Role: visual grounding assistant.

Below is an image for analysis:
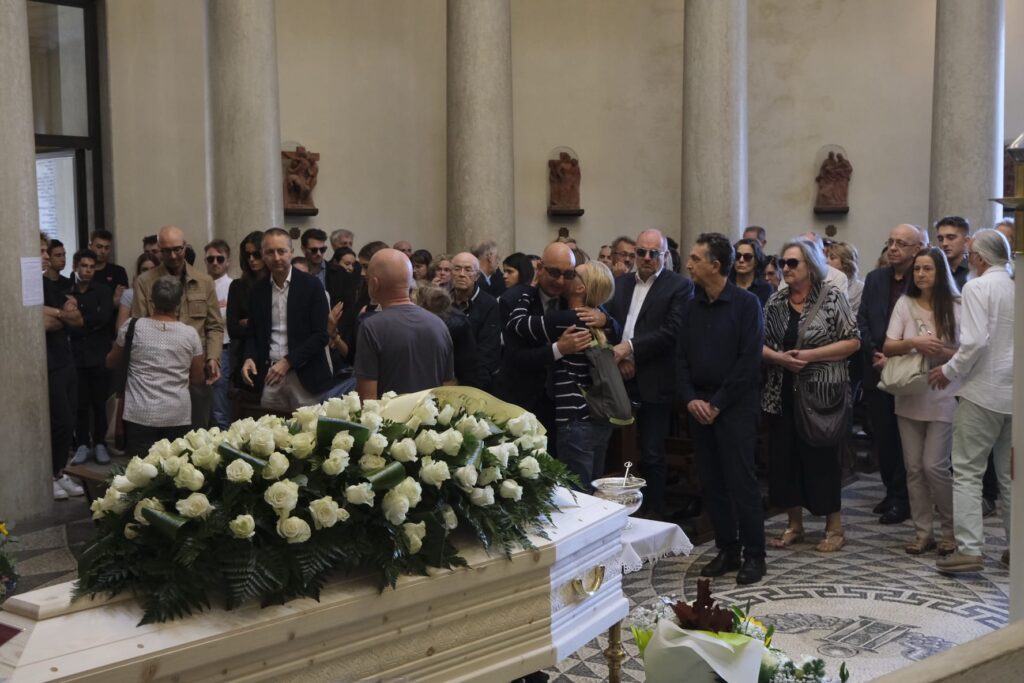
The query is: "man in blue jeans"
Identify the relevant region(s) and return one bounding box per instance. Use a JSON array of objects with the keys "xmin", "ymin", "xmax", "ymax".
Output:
[{"xmin": 205, "ymin": 239, "xmax": 234, "ymax": 429}]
